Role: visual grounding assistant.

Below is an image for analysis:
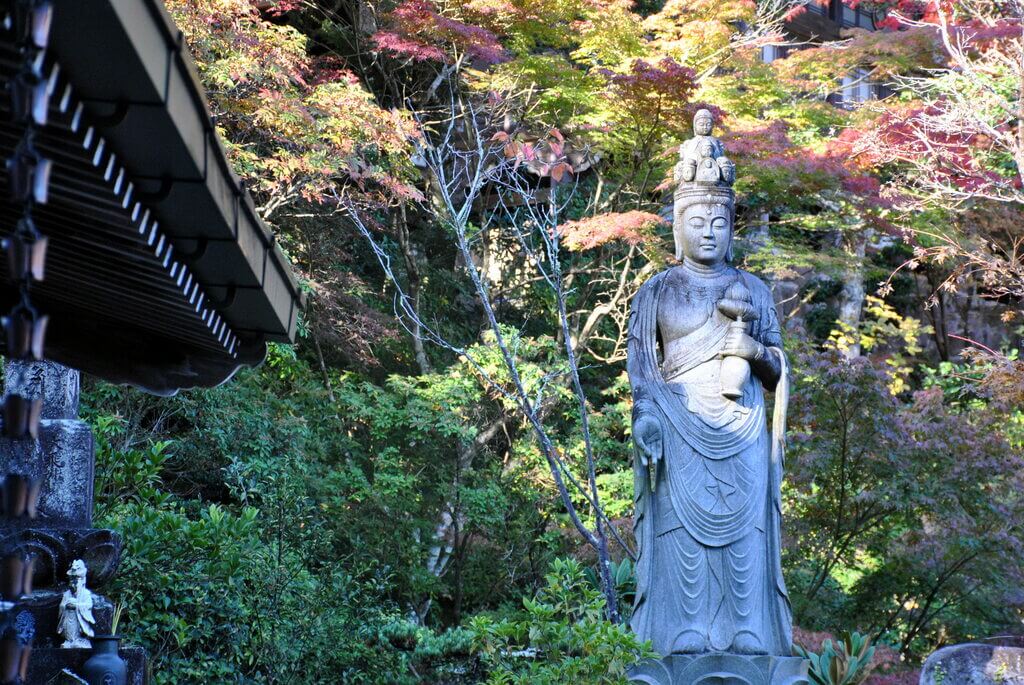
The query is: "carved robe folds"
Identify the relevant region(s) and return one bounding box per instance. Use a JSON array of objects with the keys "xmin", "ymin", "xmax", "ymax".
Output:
[{"xmin": 628, "ymin": 269, "xmax": 792, "ymax": 658}]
